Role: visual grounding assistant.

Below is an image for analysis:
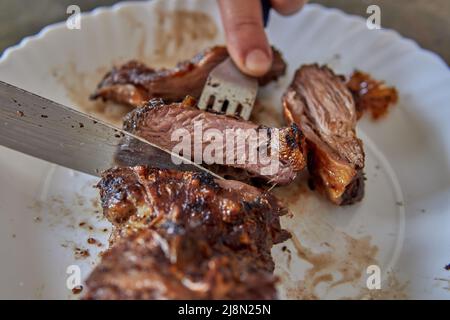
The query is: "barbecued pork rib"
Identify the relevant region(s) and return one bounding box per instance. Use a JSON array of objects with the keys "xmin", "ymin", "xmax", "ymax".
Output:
[
  {"xmin": 283, "ymin": 64, "xmax": 365, "ymax": 205},
  {"xmin": 83, "ymin": 166, "xmax": 290, "ymax": 300},
  {"xmin": 91, "ymin": 46, "xmax": 287, "ymax": 107},
  {"xmin": 118, "ymin": 97, "xmax": 307, "ymax": 185}
]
